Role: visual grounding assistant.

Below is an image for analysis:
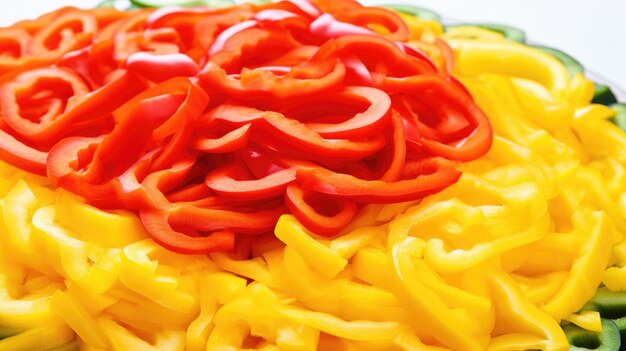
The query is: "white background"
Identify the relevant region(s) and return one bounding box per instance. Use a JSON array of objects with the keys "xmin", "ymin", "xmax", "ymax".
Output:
[{"xmin": 1, "ymin": 0, "xmax": 625, "ymax": 87}]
